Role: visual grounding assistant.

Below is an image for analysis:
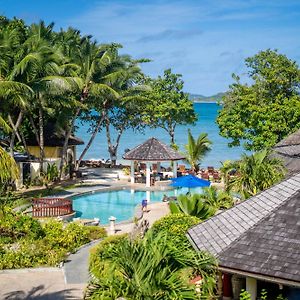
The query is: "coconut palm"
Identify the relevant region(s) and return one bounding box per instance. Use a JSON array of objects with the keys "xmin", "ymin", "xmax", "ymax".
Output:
[
  {"xmin": 169, "ymin": 193, "xmax": 215, "ymax": 220},
  {"xmin": 226, "ymin": 149, "xmax": 286, "ymax": 199},
  {"xmin": 184, "ymin": 129, "xmax": 212, "ymax": 172},
  {"xmin": 0, "ymin": 146, "xmax": 19, "ymax": 184},
  {"xmin": 57, "ymin": 36, "xmax": 120, "ymax": 177},
  {"xmin": 85, "ymin": 232, "xmax": 216, "ymax": 300},
  {"xmin": 10, "ymin": 21, "xmax": 81, "ymax": 172}
]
